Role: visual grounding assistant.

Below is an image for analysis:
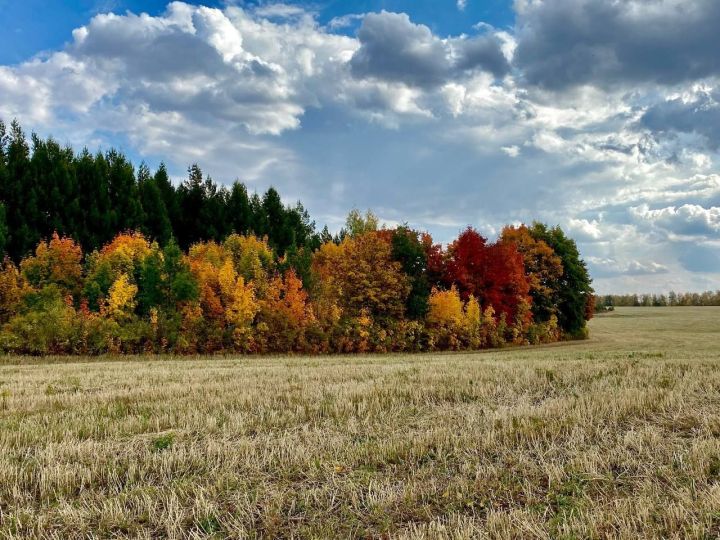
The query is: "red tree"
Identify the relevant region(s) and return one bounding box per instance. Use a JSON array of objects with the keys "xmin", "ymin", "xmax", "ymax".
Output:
[{"xmin": 443, "ymin": 227, "xmax": 531, "ymax": 324}]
